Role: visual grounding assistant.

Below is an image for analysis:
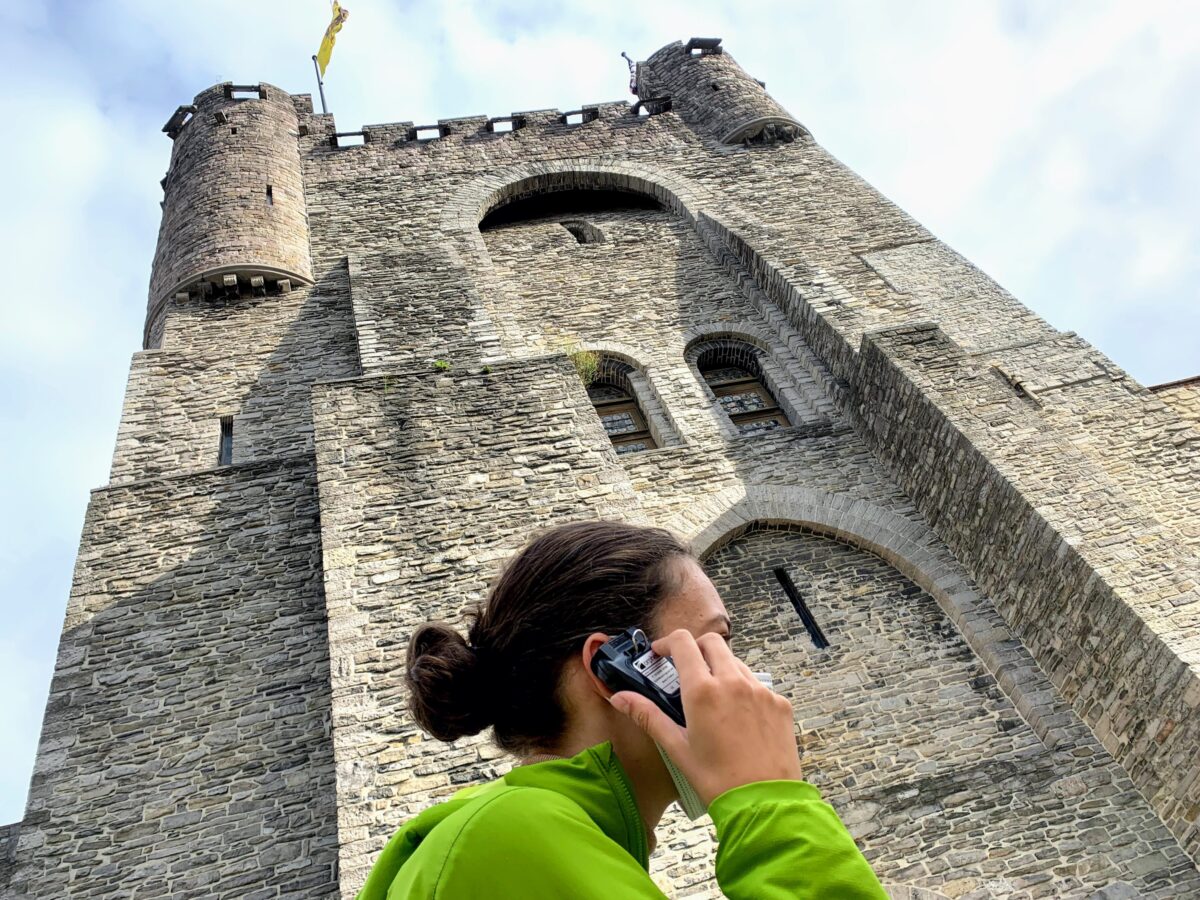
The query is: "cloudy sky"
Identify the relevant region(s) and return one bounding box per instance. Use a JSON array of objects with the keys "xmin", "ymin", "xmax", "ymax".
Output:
[{"xmin": 0, "ymin": 0, "xmax": 1197, "ymax": 823}]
